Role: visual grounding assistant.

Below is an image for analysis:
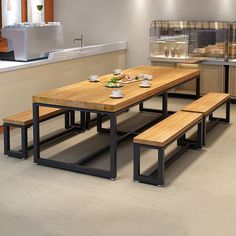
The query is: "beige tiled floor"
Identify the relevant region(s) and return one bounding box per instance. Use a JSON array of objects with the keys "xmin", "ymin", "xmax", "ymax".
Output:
[{"xmin": 0, "ymin": 97, "xmax": 236, "ymax": 236}]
